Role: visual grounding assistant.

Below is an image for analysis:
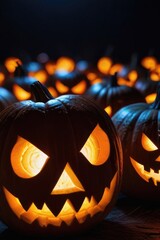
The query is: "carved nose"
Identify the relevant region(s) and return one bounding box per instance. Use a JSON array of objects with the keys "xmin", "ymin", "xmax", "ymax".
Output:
[
  {"xmin": 51, "ymin": 163, "xmax": 85, "ymax": 195},
  {"xmin": 156, "ymin": 156, "xmax": 160, "ymax": 162}
]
